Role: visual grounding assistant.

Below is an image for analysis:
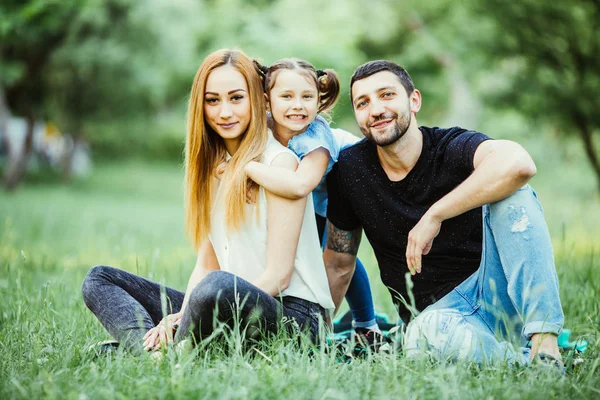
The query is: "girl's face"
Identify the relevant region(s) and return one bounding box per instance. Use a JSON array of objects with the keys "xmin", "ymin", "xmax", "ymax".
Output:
[
  {"xmin": 268, "ymin": 69, "xmax": 318, "ymax": 138},
  {"xmin": 204, "ymin": 65, "xmax": 251, "ymax": 153}
]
